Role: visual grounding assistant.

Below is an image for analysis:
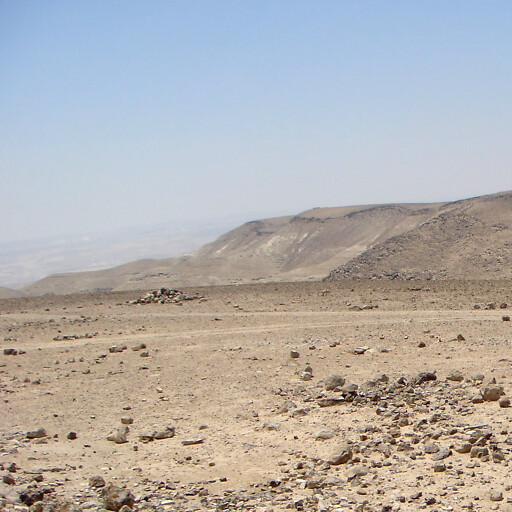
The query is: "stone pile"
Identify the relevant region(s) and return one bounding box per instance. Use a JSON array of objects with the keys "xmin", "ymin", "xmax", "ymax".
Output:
[
  {"xmin": 53, "ymin": 333, "xmax": 97, "ymax": 341},
  {"xmin": 128, "ymin": 288, "xmax": 204, "ymax": 305},
  {"xmin": 474, "ymin": 302, "xmax": 508, "ymax": 310}
]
